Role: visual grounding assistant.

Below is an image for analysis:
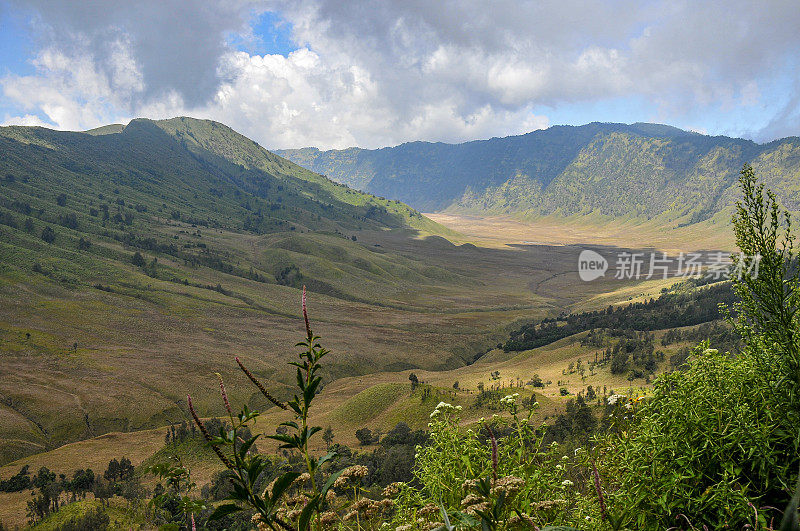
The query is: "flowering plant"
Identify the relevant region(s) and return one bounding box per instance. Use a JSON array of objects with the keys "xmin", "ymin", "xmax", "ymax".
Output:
[{"xmin": 189, "ymin": 287, "xmax": 344, "ymax": 531}]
